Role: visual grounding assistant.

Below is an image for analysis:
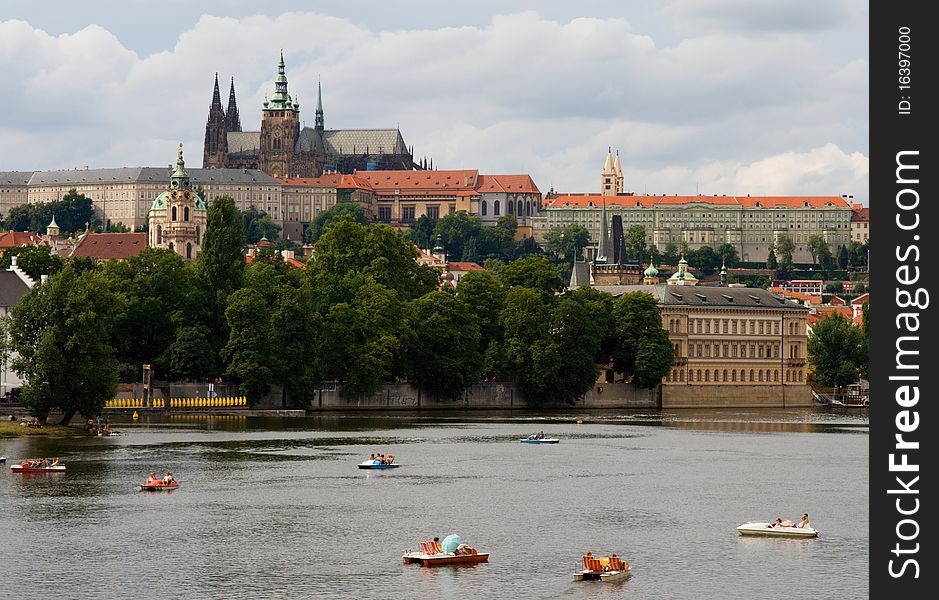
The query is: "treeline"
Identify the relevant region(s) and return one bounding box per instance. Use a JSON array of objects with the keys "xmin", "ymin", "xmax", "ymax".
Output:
[
  {"xmin": 4, "ymin": 197, "xmax": 672, "ymax": 424},
  {"xmin": 3, "ymin": 189, "xmax": 98, "ymax": 235}
]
